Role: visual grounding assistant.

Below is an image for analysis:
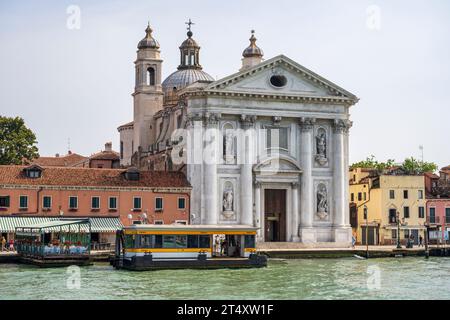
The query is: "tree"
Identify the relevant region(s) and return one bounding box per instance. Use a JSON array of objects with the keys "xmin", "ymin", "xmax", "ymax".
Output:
[
  {"xmin": 0, "ymin": 116, "xmax": 39, "ymax": 165},
  {"xmin": 350, "ymin": 155, "xmax": 395, "ymax": 173},
  {"xmin": 400, "ymin": 157, "xmax": 437, "ymax": 174}
]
